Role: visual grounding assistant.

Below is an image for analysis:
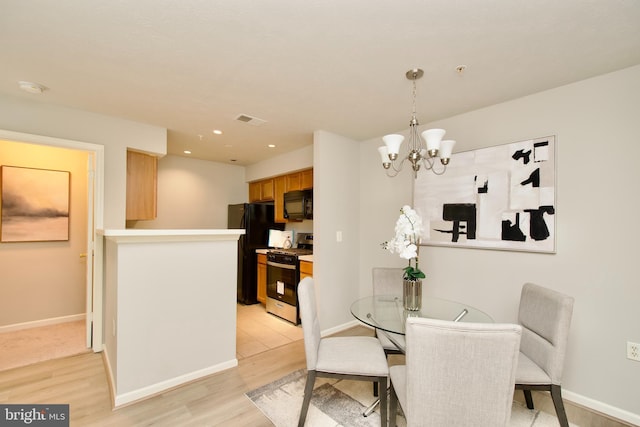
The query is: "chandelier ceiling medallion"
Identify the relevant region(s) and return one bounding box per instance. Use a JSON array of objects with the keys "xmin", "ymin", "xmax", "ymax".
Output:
[{"xmin": 378, "ymin": 68, "xmax": 455, "ymax": 178}]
